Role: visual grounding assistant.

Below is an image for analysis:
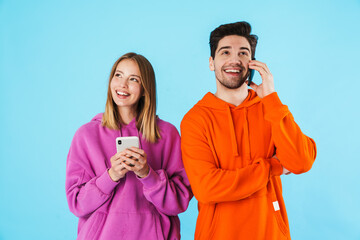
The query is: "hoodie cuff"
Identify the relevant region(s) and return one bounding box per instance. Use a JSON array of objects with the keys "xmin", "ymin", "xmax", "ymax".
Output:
[
  {"xmin": 270, "ymin": 158, "xmax": 283, "ymax": 176},
  {"xmin": 138, "ymin": 167, "xmax": 161, "ymax": 189},
  {"xmin": 95, "ymin": 169, "xmax": 120, "ymax": 195},
  {"xmin": 262, "ymin": 92, "xmax": 289, "ymax": 122}
]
